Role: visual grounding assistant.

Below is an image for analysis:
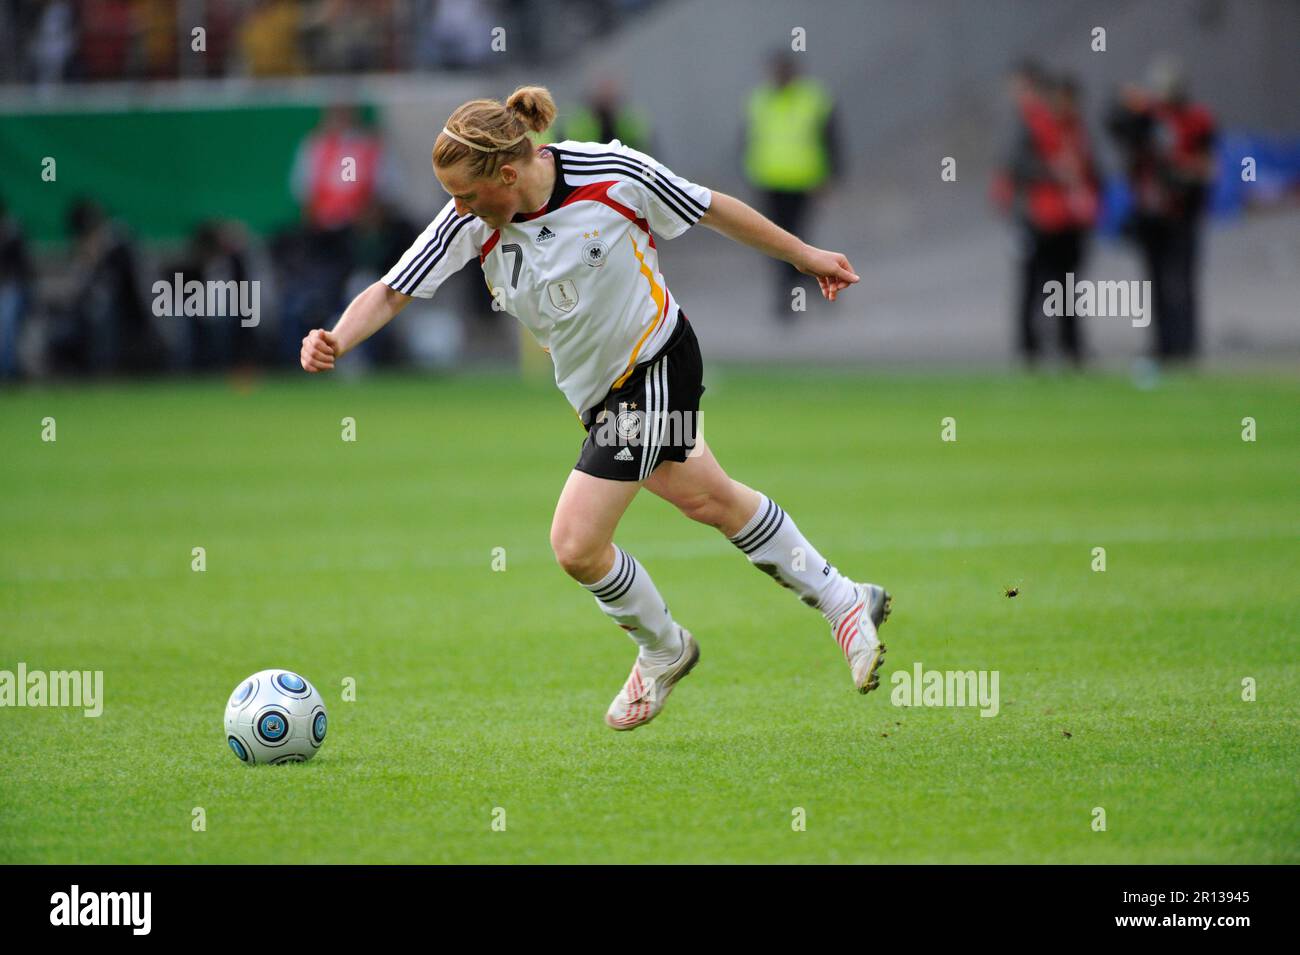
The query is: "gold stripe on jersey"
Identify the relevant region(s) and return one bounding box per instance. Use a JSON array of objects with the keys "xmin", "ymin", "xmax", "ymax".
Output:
[{"xmin": 611, "ymin": 232, "xmax": 667, "ymax": 389}]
